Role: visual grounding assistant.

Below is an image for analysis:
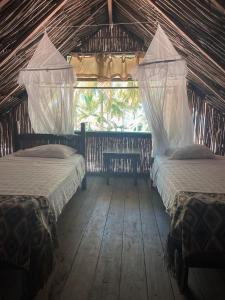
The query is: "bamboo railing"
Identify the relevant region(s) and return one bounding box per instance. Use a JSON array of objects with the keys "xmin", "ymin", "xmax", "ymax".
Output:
[
  {"xmin": 85, "ymin": 131, "xmax": 152, "ymax": 175},
  {"xmin": 0, "ymin": 100, "xmax": 152, "ymax": 175}
]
